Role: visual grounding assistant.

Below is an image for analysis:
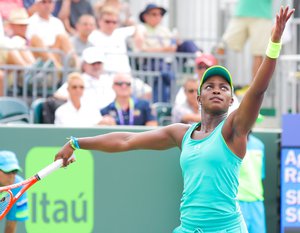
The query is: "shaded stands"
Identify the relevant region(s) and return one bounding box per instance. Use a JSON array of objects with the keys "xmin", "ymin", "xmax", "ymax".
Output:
[{"xmin": 0, "ymin": 97, "xmax": 30, "ymax": 124}]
